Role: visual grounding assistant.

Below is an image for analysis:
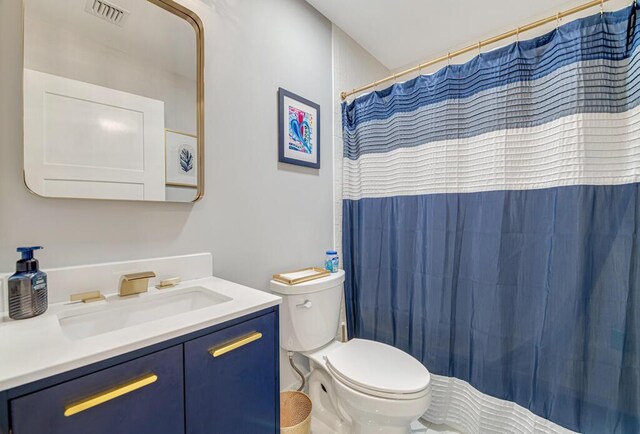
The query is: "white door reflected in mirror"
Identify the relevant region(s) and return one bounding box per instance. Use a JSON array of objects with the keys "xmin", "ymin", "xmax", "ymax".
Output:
[{"xmin": 22, "ymin": 0, "xmax": 203, "ymax": 202}]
